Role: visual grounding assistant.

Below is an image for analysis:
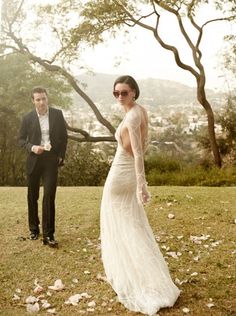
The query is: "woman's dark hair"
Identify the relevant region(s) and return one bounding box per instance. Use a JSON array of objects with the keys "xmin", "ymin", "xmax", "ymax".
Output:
[{"xmin": 113, "ymin": 75, "xmax": 140, "ymax": 100}]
